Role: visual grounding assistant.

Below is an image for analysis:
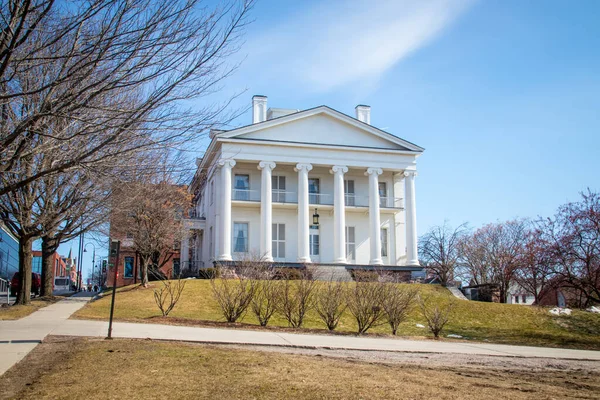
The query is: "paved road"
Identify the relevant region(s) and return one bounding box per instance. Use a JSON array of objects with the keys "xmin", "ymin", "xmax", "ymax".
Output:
[
  {"xmin": 1, "ymin": 295, "xmax": 600, "ymax": 377},
  {"xmin": 0, "ymin": 292, "xmax": 93, "ymax": 375}
]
